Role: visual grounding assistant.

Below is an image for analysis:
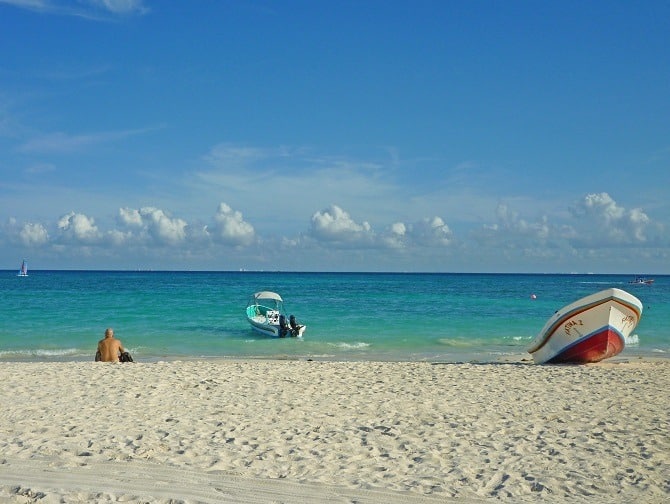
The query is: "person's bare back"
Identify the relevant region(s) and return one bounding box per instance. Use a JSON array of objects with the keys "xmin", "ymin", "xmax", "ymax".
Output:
[{"xmin": 96, "ymin": 328, "xmax": 125, "ymax": 362}]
